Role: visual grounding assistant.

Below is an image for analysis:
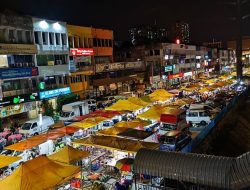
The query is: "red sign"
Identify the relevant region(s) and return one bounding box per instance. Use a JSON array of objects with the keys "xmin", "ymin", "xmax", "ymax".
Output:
[
  {"xmin": 168, "ymin": 73, "xmax": 184, "ymax": 80},
  {"xmin": 70, "ymin": 48, "xmax": 94, "ymax": 56}
]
